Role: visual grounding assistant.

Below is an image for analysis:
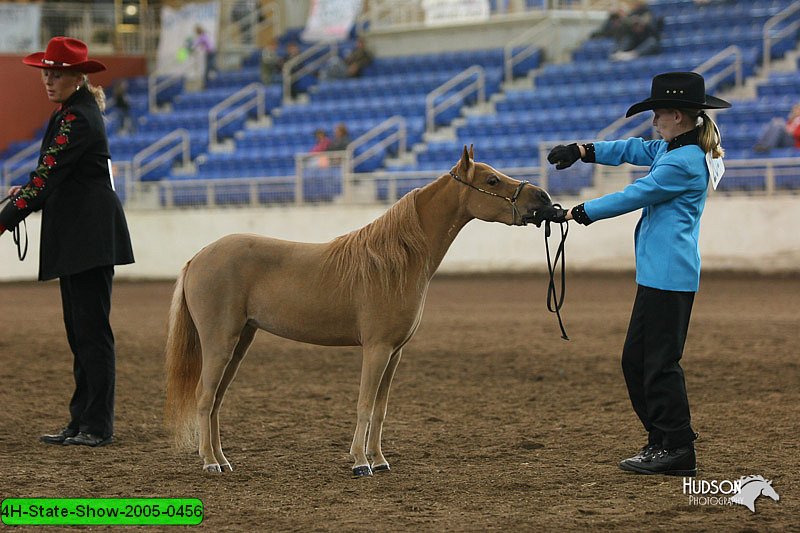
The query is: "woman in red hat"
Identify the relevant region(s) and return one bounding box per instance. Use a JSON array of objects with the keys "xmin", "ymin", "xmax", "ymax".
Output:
[
  {"xmin": 538, "ymin": 71, "xmax": 731, "ymax": 477},
  {"xmin": 0, "ymin": 37, "xmax": 135, "ymax": 447}
]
